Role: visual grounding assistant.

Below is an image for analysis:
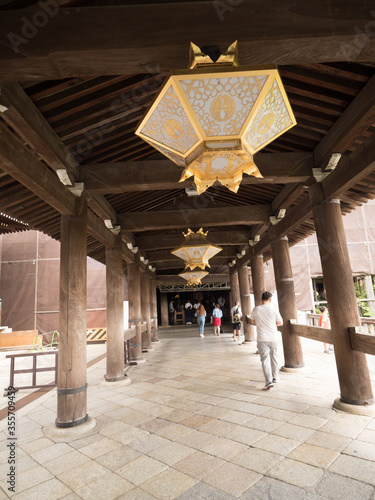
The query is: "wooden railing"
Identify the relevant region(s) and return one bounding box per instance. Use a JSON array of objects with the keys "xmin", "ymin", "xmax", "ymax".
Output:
[
  {"xmin": 5, "ymin": 351, "xmax": 58, "ymax": 391},
  {"xmin": 289, "ymin": 321, "xmax": 375, "ymax": 356},
  {"xmin": 307, "ymin": 313, "xmax": 375, "ymax": 334}
]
